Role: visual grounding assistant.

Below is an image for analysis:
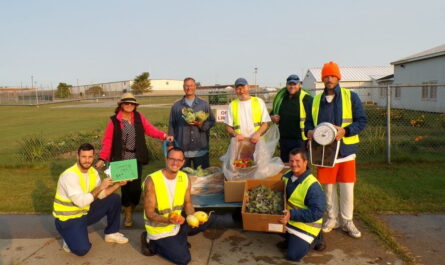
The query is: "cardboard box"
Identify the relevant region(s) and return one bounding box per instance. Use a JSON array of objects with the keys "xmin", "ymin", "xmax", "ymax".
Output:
[
  {"xmin": 241, "ymin": 178, "xmax": 286, "ymax": 233},
  {"xmin": 223, "ymin": 169, "xmax": 287, "ymax": 202}
]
